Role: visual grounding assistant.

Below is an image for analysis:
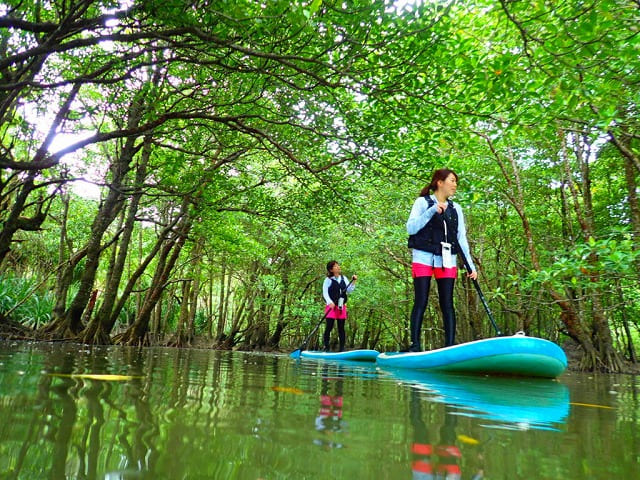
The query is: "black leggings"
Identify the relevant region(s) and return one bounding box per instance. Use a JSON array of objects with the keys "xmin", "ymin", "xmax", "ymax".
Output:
[
  {"xmin": 411, "ymin": 276, "xmax": 456, "ymax": 347},
  {"xmin": 323, "ymin": 318, "xmax": 346, "ymax": 351}
]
